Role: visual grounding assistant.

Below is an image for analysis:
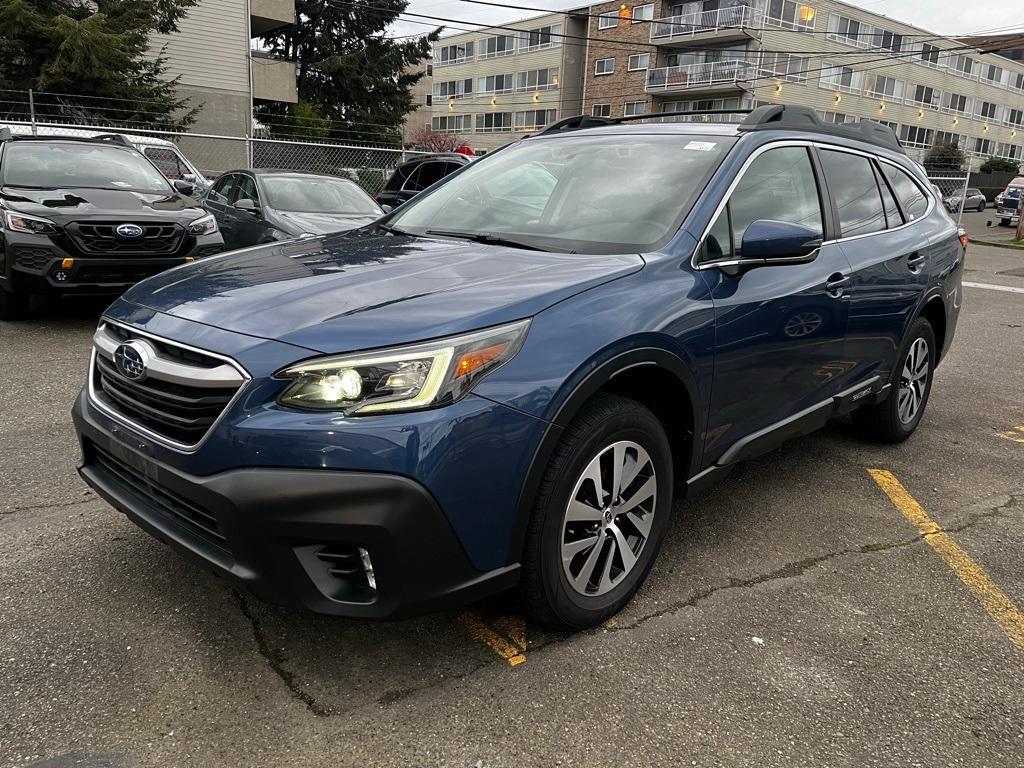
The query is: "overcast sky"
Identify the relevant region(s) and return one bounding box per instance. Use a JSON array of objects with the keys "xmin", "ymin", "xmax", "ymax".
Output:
[{"xmin": 391, "ymin": 1, "xmax": 1024, "ymax": 39}]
